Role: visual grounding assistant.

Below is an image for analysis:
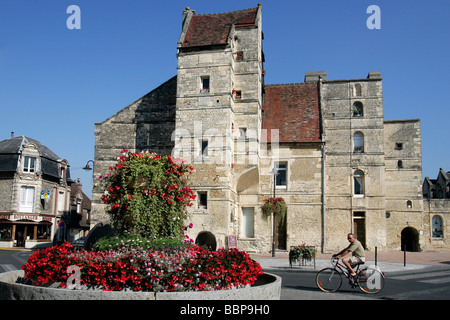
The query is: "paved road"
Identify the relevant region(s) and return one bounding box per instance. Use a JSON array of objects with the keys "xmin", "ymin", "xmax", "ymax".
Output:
[
  {"xmin": 0, "ymin": 249, "xmax": 31, "ymax": 273},
  {"xmin": 253, "ymin": 255, "xmax": 450, "ymax": 300},
  {"xmin": 3, "ymin": 248, "xmax": 450, "ymax": 300}
]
